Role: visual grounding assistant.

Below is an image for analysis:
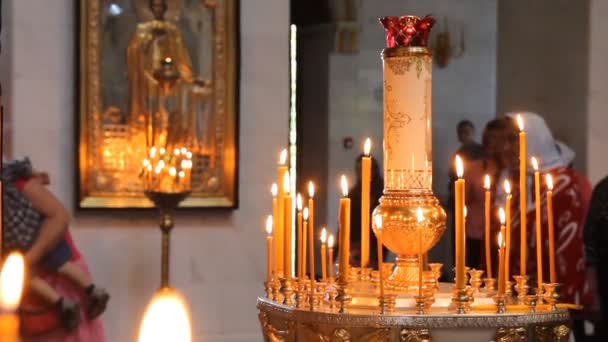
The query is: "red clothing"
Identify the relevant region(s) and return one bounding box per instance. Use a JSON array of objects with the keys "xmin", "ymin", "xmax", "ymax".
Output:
[{"xmin": 508, "ymin": 167, "xmax": 592, "ymax": 305}]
